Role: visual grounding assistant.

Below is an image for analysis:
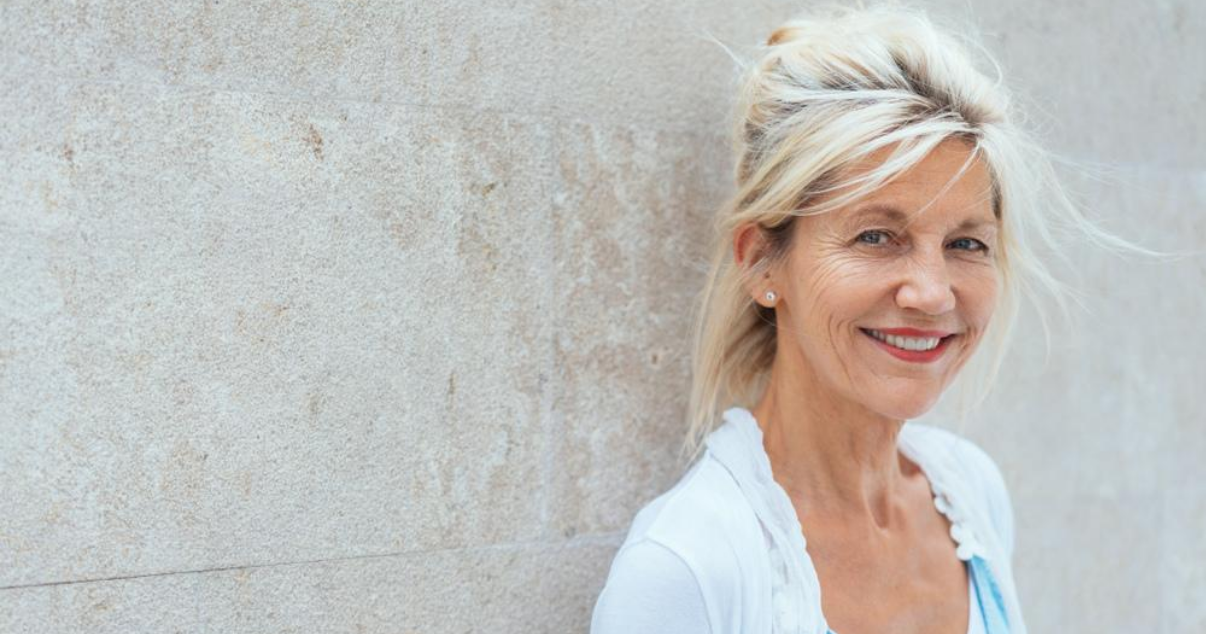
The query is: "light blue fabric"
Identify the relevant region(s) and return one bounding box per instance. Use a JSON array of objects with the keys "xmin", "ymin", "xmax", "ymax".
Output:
[
  {"xmin": 969, "ymin": 553, "xmax": 1011, "ymax": 632},
  {"xmin": 824, "ymin": 554, "xmax": 1009, "ymax": 634}
]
